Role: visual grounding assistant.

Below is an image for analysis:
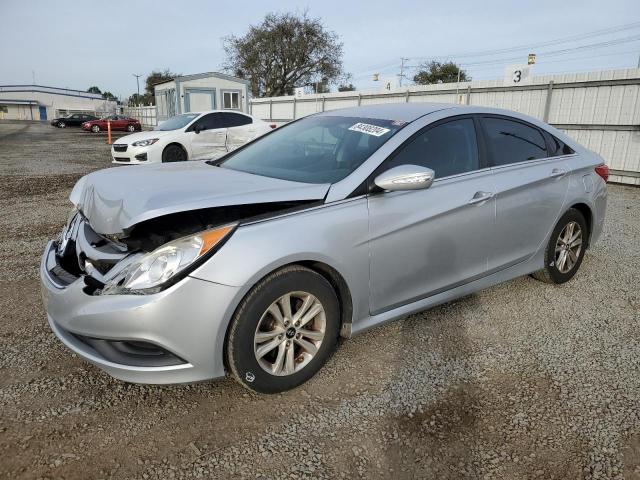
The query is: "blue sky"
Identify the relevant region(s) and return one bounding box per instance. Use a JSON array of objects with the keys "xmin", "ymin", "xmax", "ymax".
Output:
[{"xmin": 1, "ymin": 0, "xmax": 638, "ymax": 98}]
